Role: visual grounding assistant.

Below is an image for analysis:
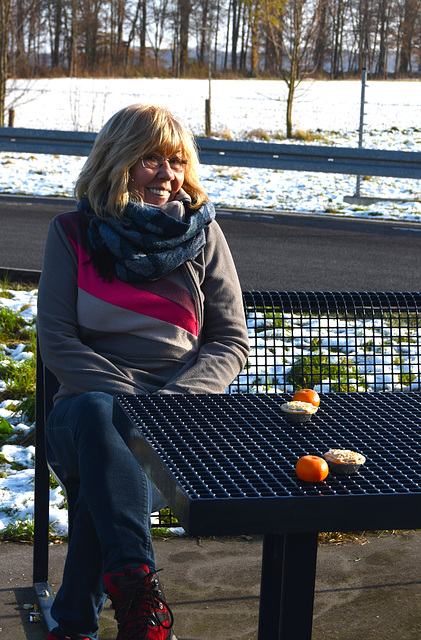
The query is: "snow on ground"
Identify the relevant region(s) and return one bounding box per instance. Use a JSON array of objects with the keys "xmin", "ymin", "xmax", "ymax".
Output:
[
  {"xmin": 2, "ymin": 78, "xmax": 421, "ymax": 222},
  {"xmin": 6, "ymin": 77, "xmax": 421, "ymax": 138}
]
